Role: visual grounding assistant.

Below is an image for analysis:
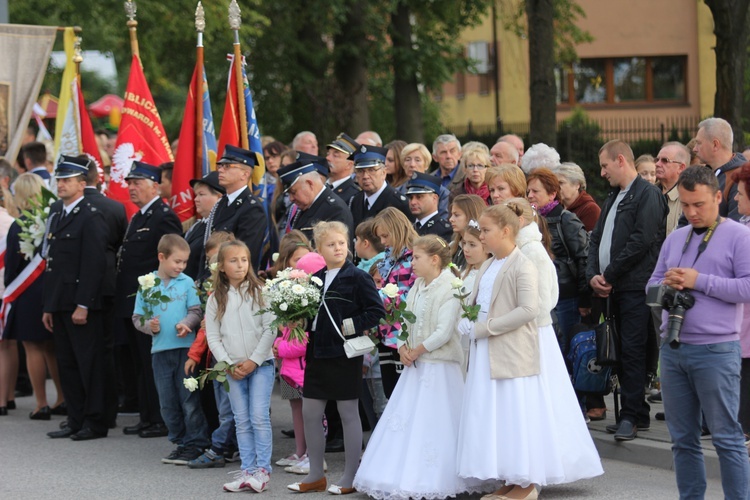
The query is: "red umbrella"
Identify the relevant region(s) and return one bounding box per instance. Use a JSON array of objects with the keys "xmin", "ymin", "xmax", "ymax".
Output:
[{"xmin": 88, "ymin": 94, "xmax": 124, "ymax": 118}]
